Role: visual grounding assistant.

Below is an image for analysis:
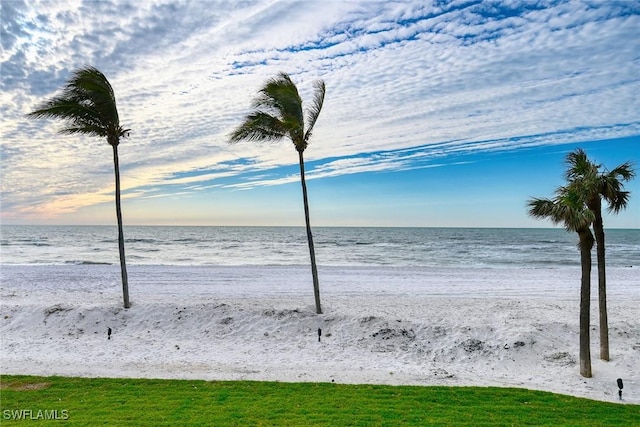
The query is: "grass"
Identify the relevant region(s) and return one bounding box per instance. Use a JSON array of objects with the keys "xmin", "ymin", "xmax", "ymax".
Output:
[{"xmin": 1, "ymin": 375, "xmax": 638, "ymax": 426}]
